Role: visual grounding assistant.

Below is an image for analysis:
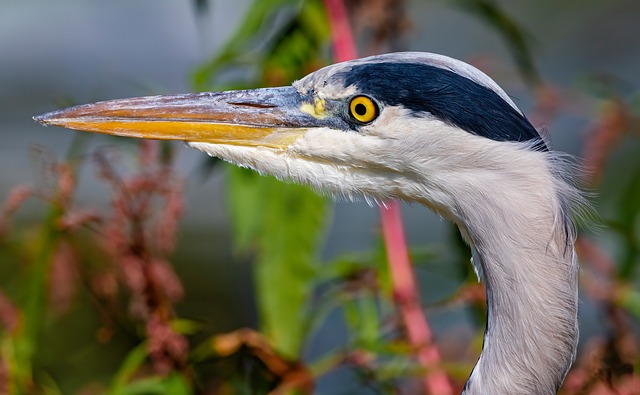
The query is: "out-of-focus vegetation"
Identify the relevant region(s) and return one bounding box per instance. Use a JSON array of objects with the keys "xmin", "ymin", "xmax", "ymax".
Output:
[{"xmin": 1, "ymin": 0, "xmax": 639, "ymax": 394}]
